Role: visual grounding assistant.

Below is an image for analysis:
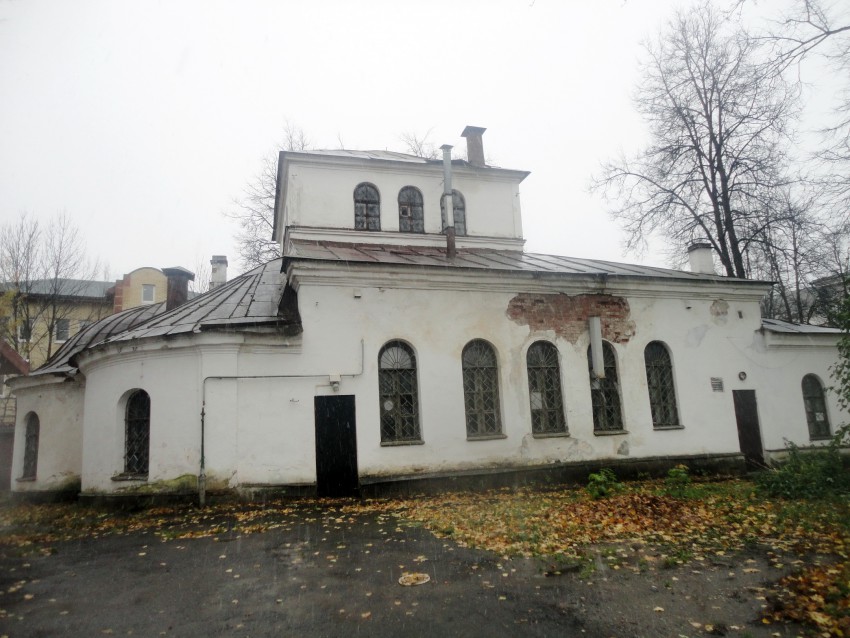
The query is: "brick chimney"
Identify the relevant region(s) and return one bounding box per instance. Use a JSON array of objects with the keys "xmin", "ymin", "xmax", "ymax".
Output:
[
  {"xmin": 461, "ymin": 125, "xmax": 487, "ymax": 167},
  {"xmin": 162, "ymin": 267, "xmax": 195, "ymax": 311},
  {"xmin": 209, "ymin": 255, "xmax": 228, "ymax": 290}
]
